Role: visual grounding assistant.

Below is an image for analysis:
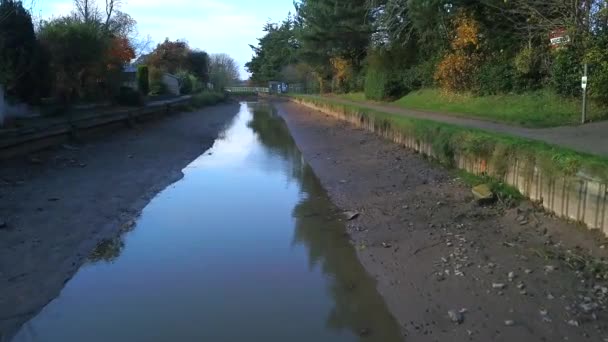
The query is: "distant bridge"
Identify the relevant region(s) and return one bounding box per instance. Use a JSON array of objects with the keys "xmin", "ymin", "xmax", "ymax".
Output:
[{"xmin": 225, "ymin": 87, "xmax": 269, "ymax": 94}]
